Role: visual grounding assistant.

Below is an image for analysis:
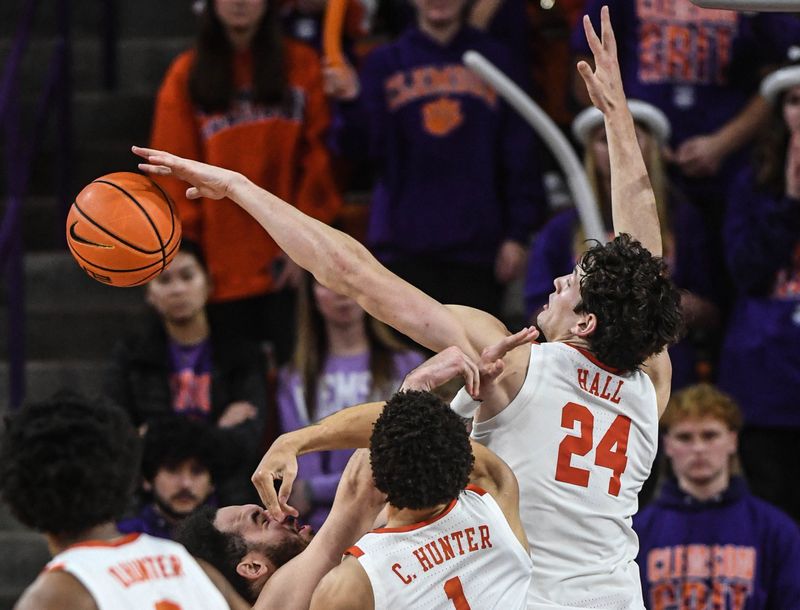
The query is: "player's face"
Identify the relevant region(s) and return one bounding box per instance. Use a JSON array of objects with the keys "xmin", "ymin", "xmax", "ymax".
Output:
[
  {"xmin": 782, "ymin": 85, "xmax": 800, "ymax": 134},
  {"xmin": 664, "ymin": 417, "xmax": 737, "ymax": 487},
  {"xmin": 537, "ymin": 266, "xmax": 584, "ymax": 341},
  {"xmin": 146, "ymin": 252, "xmax": 210, "ymax": 324},
  {"xmin": 214, "ymin": 0, "xmax": 267, "ymax": 31},
  {"xmin": 150, "ymin": 458, "xmax": 214, "ymax": 518},
  {"xmin": 414, "ymin": 0, "xmax": 468, "ymax": 30},
  {"xmin": 313, "ymin": 281, "xmax": 366, "ymax": 328},
  {"xmin": 214, "ymin": 504, "xmax": 314, "ymax": 549}
]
